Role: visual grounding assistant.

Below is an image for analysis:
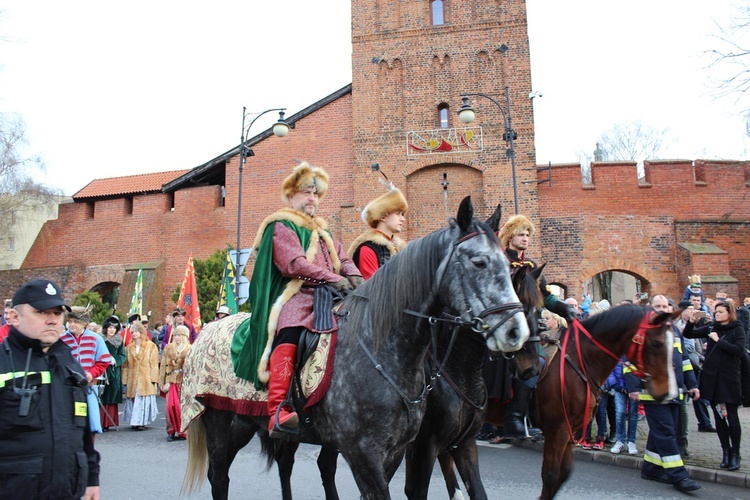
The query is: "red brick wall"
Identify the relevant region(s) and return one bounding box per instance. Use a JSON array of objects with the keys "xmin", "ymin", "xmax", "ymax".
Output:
[
  {"xmin": 4, "ymin": 1, "xmax": 750, "ymax": 315},
  {"xmin": 537, "ymin": 160, "xmax": 750, "ymax": 299}
]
